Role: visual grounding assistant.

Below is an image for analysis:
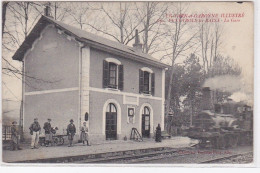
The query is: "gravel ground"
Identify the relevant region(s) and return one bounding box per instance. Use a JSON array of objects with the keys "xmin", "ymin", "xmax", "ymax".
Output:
[{"xmin": 212, "ymin": 152, "xmax": 253, "ymax": 164}]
